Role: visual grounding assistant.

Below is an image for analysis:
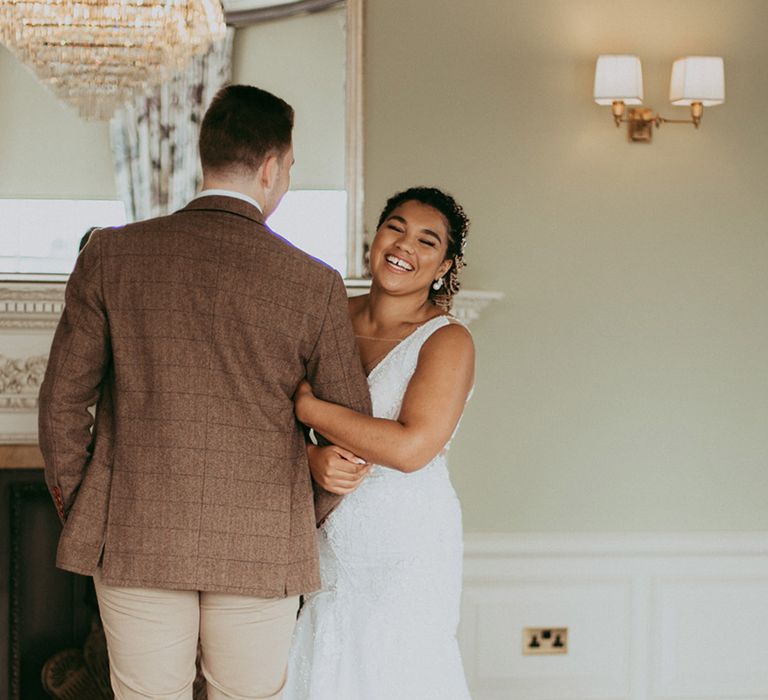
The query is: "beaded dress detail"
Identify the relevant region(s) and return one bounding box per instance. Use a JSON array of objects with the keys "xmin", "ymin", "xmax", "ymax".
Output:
[{"xmin": 284, "ymin": 315, "xmax": 471, "ymax": 700}]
